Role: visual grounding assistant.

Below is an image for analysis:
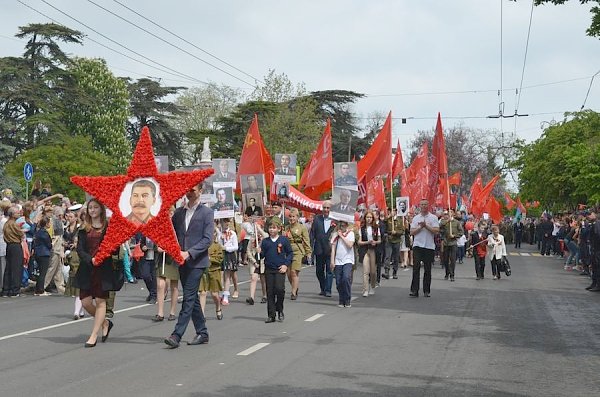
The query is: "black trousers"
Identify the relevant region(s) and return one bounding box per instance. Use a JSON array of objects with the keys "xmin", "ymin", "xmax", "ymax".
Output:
[
  {"xmin": 140, "ymin": 259, "xmax": 157, "ymax": 299},
  {"xmin": 265, "ymin": 267, "xmax": 285, "ymax": 318},
  {"xmin": 411, "ymin": 247, "xmax": 434, "ymax": 294},
  {"xmin": 2, "ymin": 243, "xmax": 23, "ymax": 296},
  {"xmin": 491, "ymin": 258, "xmax": 502, "ymax": 278},
  {"xmin": 474, "ymin": 255, "xmax": 486, "ymax": 278},
  {"xmin": 443, "ymin": 245, "xmax": 457, "ymax": 277},
  {"xmin": 35, "ymin": 255, "xmax": 50, "ymax": 294},
  {"xmin": 541, "ymin": 236, "xmax": 552, "ymax": 255},
  {"xmin": 515, "ymin": 232, "xmax": 522, "ymax": 248}
]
